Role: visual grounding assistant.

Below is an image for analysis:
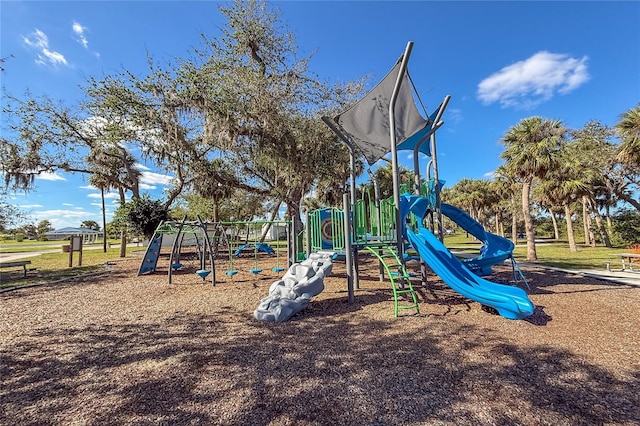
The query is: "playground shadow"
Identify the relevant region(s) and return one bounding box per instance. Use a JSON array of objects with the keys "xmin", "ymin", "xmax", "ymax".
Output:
[
  {"xmin": 301, "ymin": 289, "xmax": 395, "ymax": 319},
  {"xmin": 2, "ymin": 310, "xmax": 638, "ymax": 424},
  {"xmin": 491, "ymin": 266, "xmax": 638, "ymax": 296}
]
